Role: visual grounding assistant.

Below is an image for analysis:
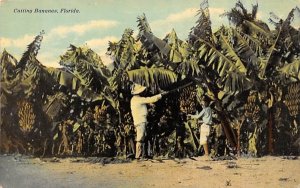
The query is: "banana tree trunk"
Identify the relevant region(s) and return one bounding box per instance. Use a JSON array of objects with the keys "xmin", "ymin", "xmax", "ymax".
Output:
[
  {"xmin": 217, "ymin": 110, "xmax": 237, "ymax": 147},
  {"xmin": 267, "ymin": 111, "xmax": 274, "ymax": 154},
  {"xmin": 237, "ymin": 124, "xmax": 241, "ymax": 157},
  {"xmin": 186, "ymin": 121, "xmax": 199, "ymax": 151}
]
